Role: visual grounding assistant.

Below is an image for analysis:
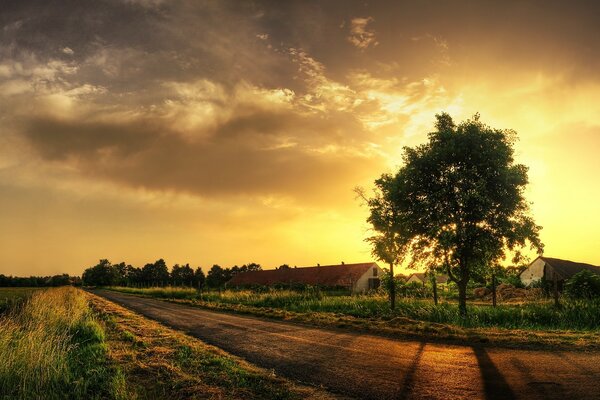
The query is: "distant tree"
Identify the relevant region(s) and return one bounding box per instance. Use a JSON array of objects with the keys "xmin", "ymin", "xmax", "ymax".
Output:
[
  {"xmin": 206, "ymin": 264, "xmax": 226, "ymax": 288},
  {"xmin": 243, "ymin": 263, "xmax": 262, "ymax": 272},
  {"xmin": 365, "ymin": 113, "xmax": 543, "ymax": 316},
  {"xmin": 82, "ymin": 259, "xmax": 120, "ymax": 286},
  {"xmin": 172, "ymin": 263, "xmax": 194, "ymax": 286},
  {"xmin": 142, "ymin": 259, "xmax": 170, "ymax": 286},
  {"xmin": 193, "ymin": 267, "xmax": 206, "ymax": 289}
]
